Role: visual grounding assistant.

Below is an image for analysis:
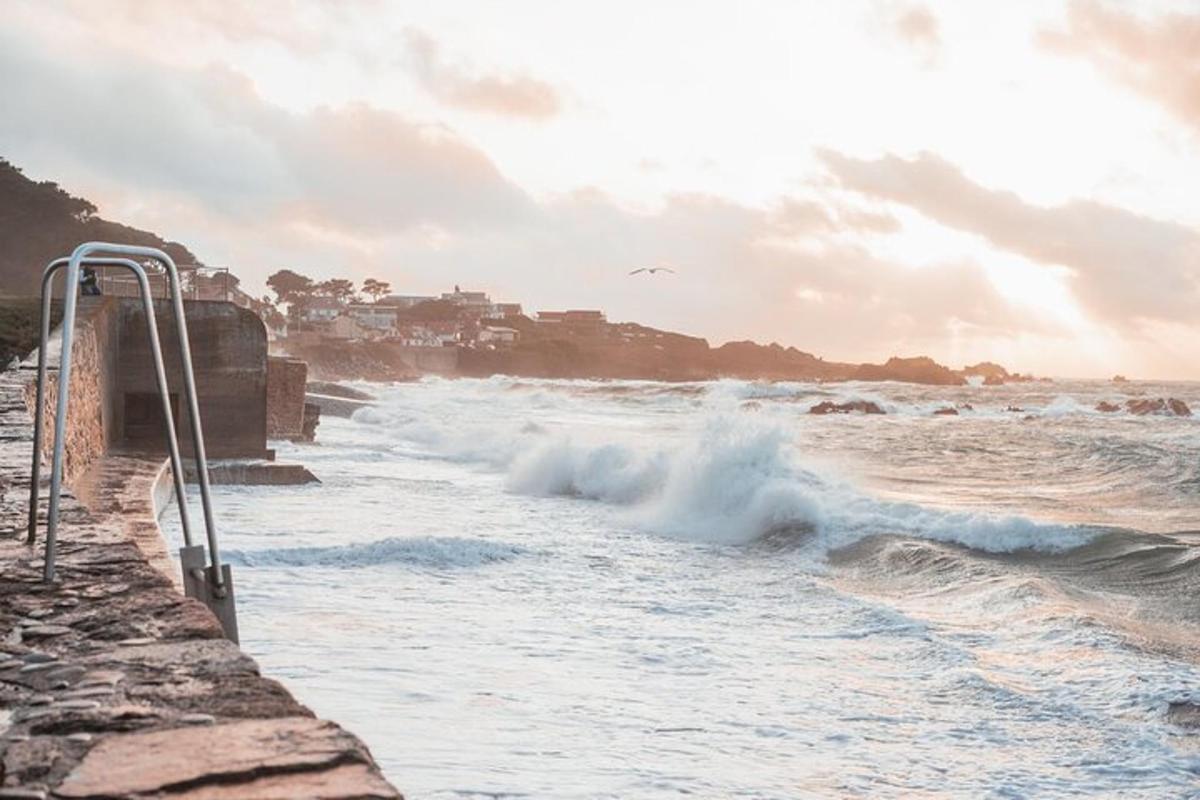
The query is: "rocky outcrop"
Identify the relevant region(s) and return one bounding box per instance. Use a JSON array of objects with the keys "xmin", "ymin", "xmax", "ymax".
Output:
[
  {"xmin": 809, "ymin": 400, "xmax": 885, "ymax": 415},
  {"xmin": 853, "ymin": 357, "xmax": 965, "ymax": 386}
]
